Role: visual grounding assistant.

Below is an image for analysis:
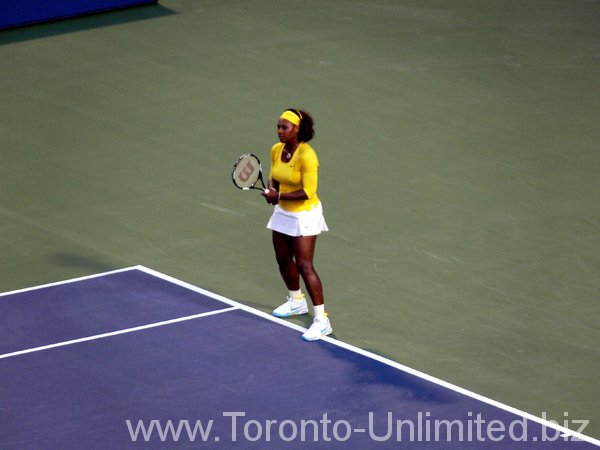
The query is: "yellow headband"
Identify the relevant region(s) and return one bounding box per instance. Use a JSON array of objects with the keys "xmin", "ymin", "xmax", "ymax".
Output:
[{"xmin": 280, "ymin": 110, "xmax": 302, "ymax": 126}]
